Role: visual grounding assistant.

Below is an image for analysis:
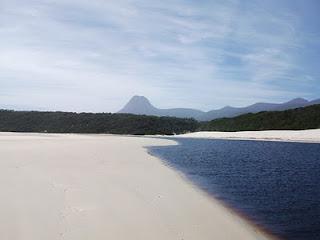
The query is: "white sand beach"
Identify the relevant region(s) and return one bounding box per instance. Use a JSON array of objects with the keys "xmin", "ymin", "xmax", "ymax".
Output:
[
  {"xmin": 0, "ymin": 132, "xmax": 269, "ymax": 240},
  {"xmin": 177, "ymin": 129, "xmax": 320, "ymax": 143}
]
